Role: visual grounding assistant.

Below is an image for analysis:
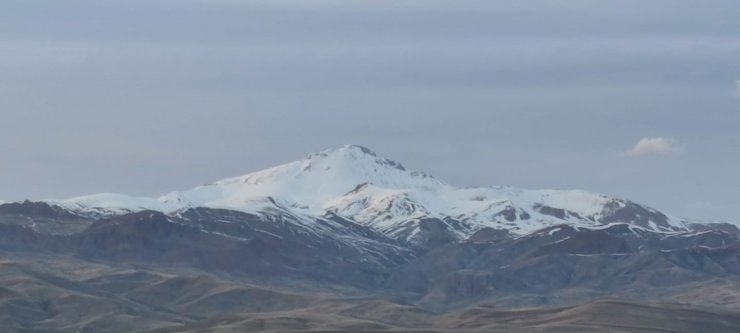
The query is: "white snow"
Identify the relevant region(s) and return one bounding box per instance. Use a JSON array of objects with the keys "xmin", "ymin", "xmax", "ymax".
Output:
[
  {"xmin": 48, "ymin": 193, "xmax": 178, "ymax": 215},
  {"xmin": 548, "ymin": 228, "xmax": 562, "ymax": 236},
  {"xmin": 30, "ymin": 145, "xmax": 690, "ymax": 239}
]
